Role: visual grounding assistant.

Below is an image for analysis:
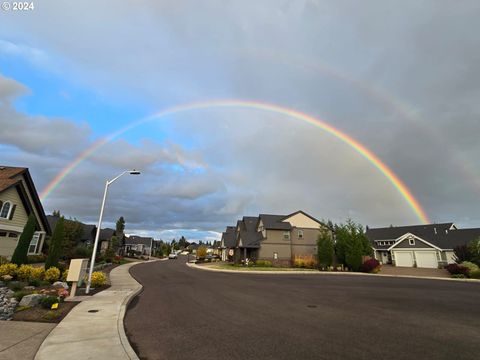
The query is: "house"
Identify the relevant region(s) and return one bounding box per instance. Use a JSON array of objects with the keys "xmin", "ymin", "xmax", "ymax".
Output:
[
  {"xmin": 225, "ymin": 210, "xmax": 330, "ymax": 266},
  {"xmin": 122, "ymin": 235, "xmax": 156, "ymax": 257},
  {"xmin": 220, "ymin": 226, "xmax": 236, "ymax": 261},
  {"xmin": 367, "ymin": 223, "xmax": 480, "ymax": 268},
  {"xmin": 99, "ymin": 228, "xmax": 116, "ymax": 252},
  {"xmin": 0, "ymin": 166, "xmax": 51, "ymax": 258}
]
